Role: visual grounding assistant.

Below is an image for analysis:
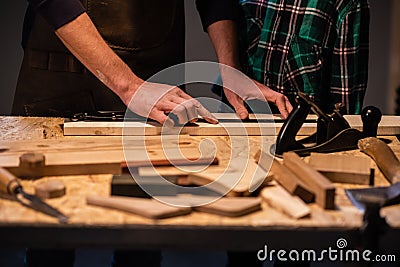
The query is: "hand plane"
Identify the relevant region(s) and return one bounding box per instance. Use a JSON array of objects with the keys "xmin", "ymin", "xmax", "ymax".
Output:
[{"xmin": 271, "ymin": 92, "xmax": 382, "ymax": 157}]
